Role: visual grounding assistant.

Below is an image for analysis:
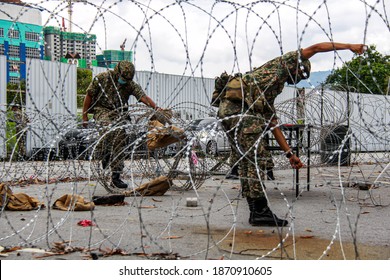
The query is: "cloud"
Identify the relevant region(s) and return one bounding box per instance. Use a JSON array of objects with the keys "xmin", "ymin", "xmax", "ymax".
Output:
[{"xmin": 25, "ymin": 0, "xmax": 389, "ymax": 77}]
